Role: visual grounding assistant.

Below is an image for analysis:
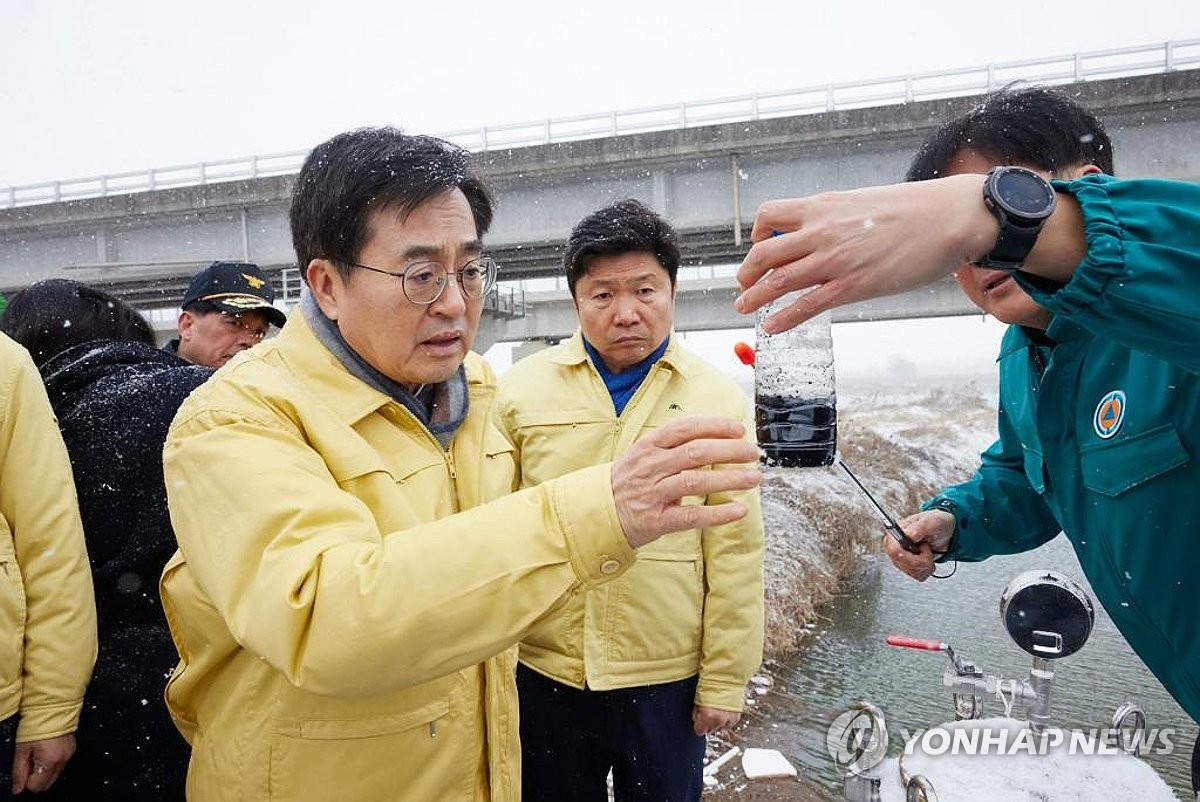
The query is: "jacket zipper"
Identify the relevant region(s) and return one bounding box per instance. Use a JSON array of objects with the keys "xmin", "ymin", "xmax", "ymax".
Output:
[
  {"xmin": 390, "ymin": 401, "xmax": 456, "ymax": 477},
  {"xmin": 609, "ymin": 362, "xmax": 668, "ymax": 456}
]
